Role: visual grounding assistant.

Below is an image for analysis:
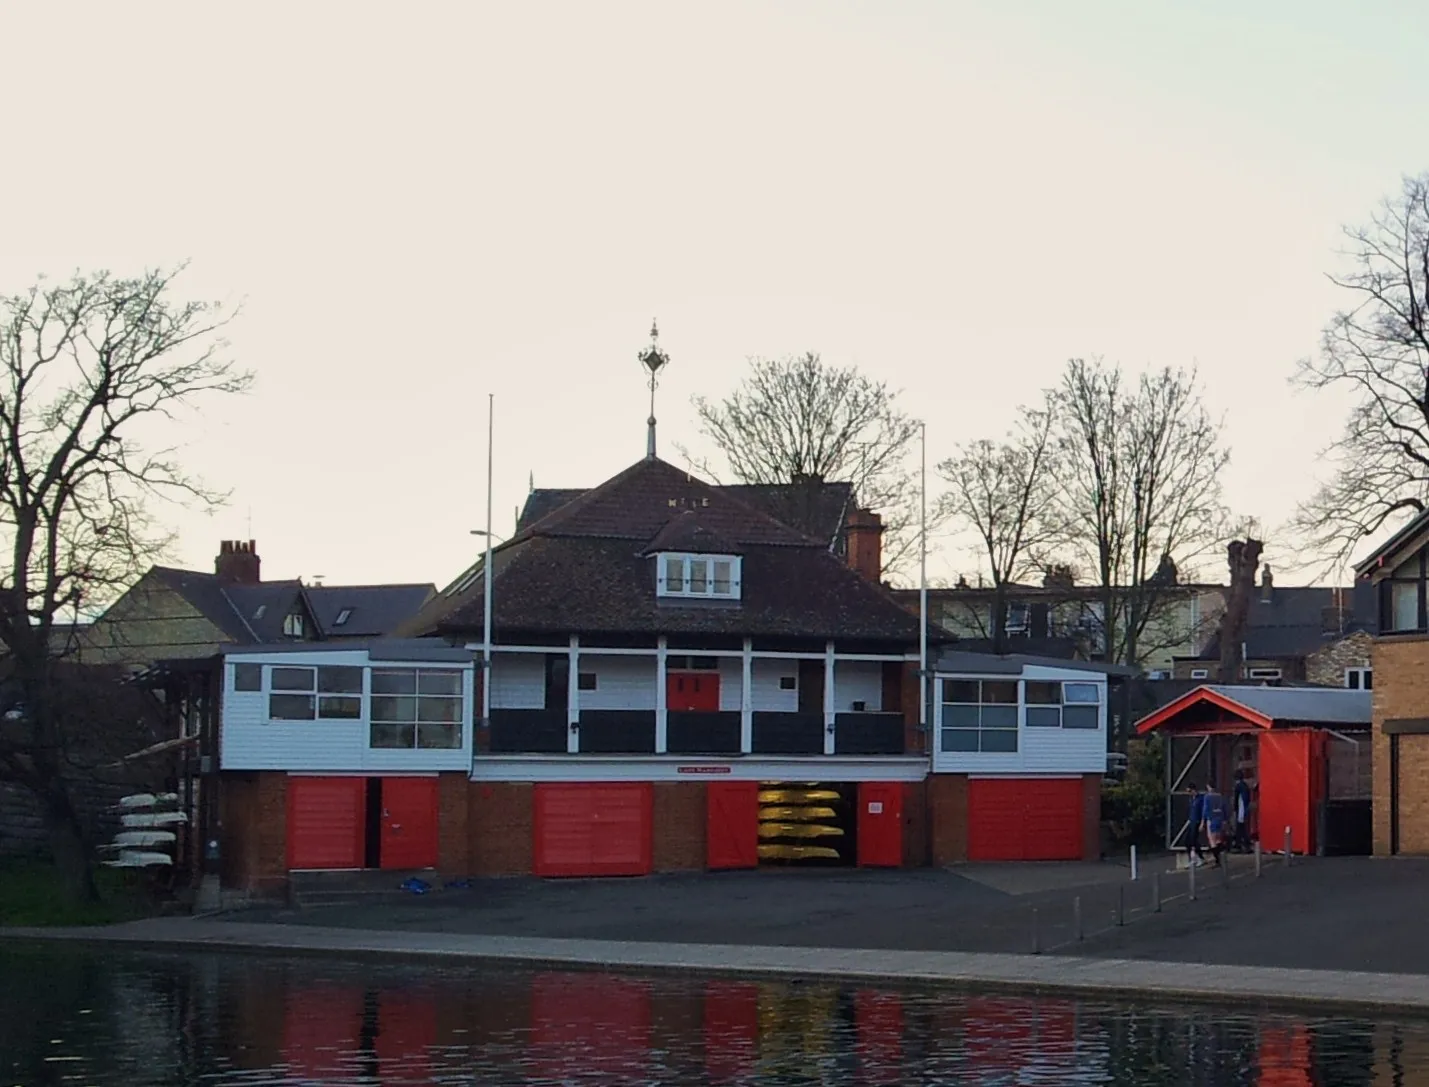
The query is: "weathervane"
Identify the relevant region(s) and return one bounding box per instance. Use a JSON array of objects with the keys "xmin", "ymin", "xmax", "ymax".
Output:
[{"xmin": 638, "ymin": 319, "xmax": 669, "ymax": 459}]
